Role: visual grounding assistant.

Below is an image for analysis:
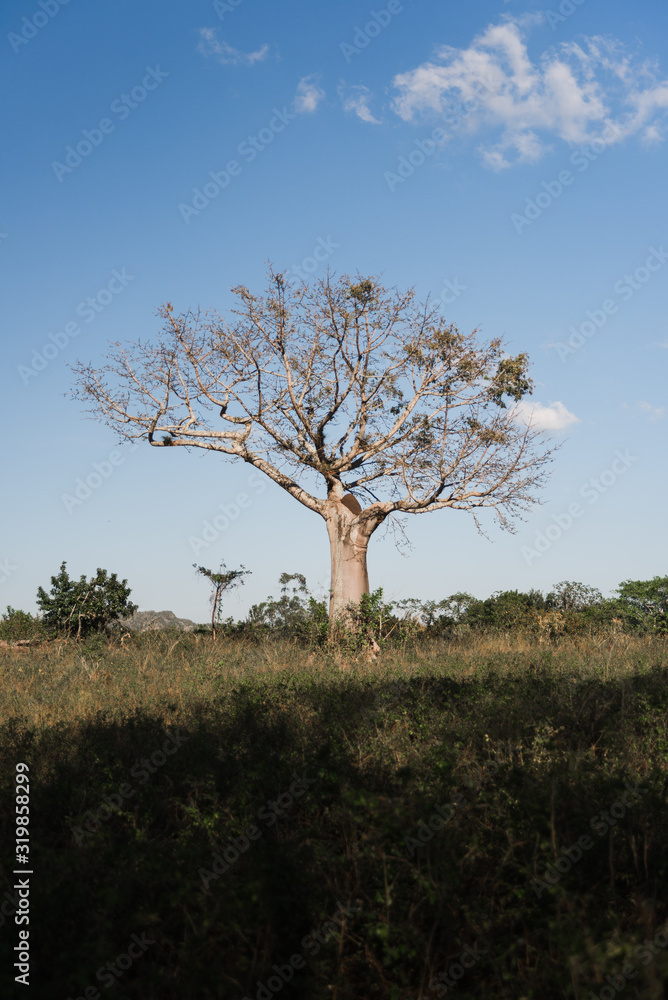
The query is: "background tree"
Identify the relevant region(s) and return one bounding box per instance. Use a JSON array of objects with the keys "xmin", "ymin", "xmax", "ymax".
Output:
[
  {"xmin": 459, "ymin": 588, "xmax": 549, "ymax": 631},
  {"xmin": 36, "ymin": 562, "xmax": 137, "ymax": 639},
  {"xmin": 394, "ymin": 591, "xmax": 476, "ymax": 630},
  {"xmin": 614, "ymin": 576, "xmax": 668, "ymax": 634},
  {"xmin": 194, "ymin": 562, "xmax": 250, "ymax": 640},
  {"xmin": 72, "ymin": 270, "xmax": 555, "ymax": 620},
  {"xmin": 546, "ymin": 580, "xmax": 603, "ymax": 611},
  {"xmin": 243, "ymin": 572, "xmax": 329, "ymax": 643},
  {"xmin": 246, "ymin": 572, "xmax": 310, "ymax": 632}
]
